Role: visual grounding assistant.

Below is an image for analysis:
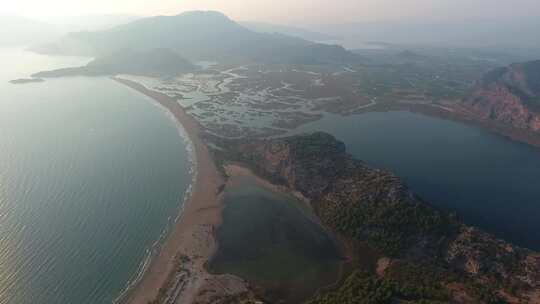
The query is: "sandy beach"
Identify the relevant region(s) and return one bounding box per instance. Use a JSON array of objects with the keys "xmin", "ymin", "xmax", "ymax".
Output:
[{"xmin": 113, "ymin": 77, "xmax": 248, "ymax": 304}]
